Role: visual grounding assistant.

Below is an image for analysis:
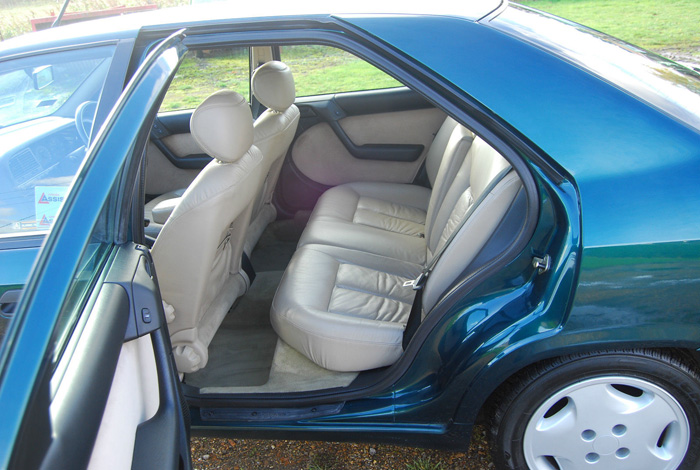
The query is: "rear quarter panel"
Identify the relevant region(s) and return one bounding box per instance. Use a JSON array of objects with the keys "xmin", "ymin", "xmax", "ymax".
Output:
[{"xmin": 343, "ymin": 5, "xmax": 700, "ymax": 428}]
